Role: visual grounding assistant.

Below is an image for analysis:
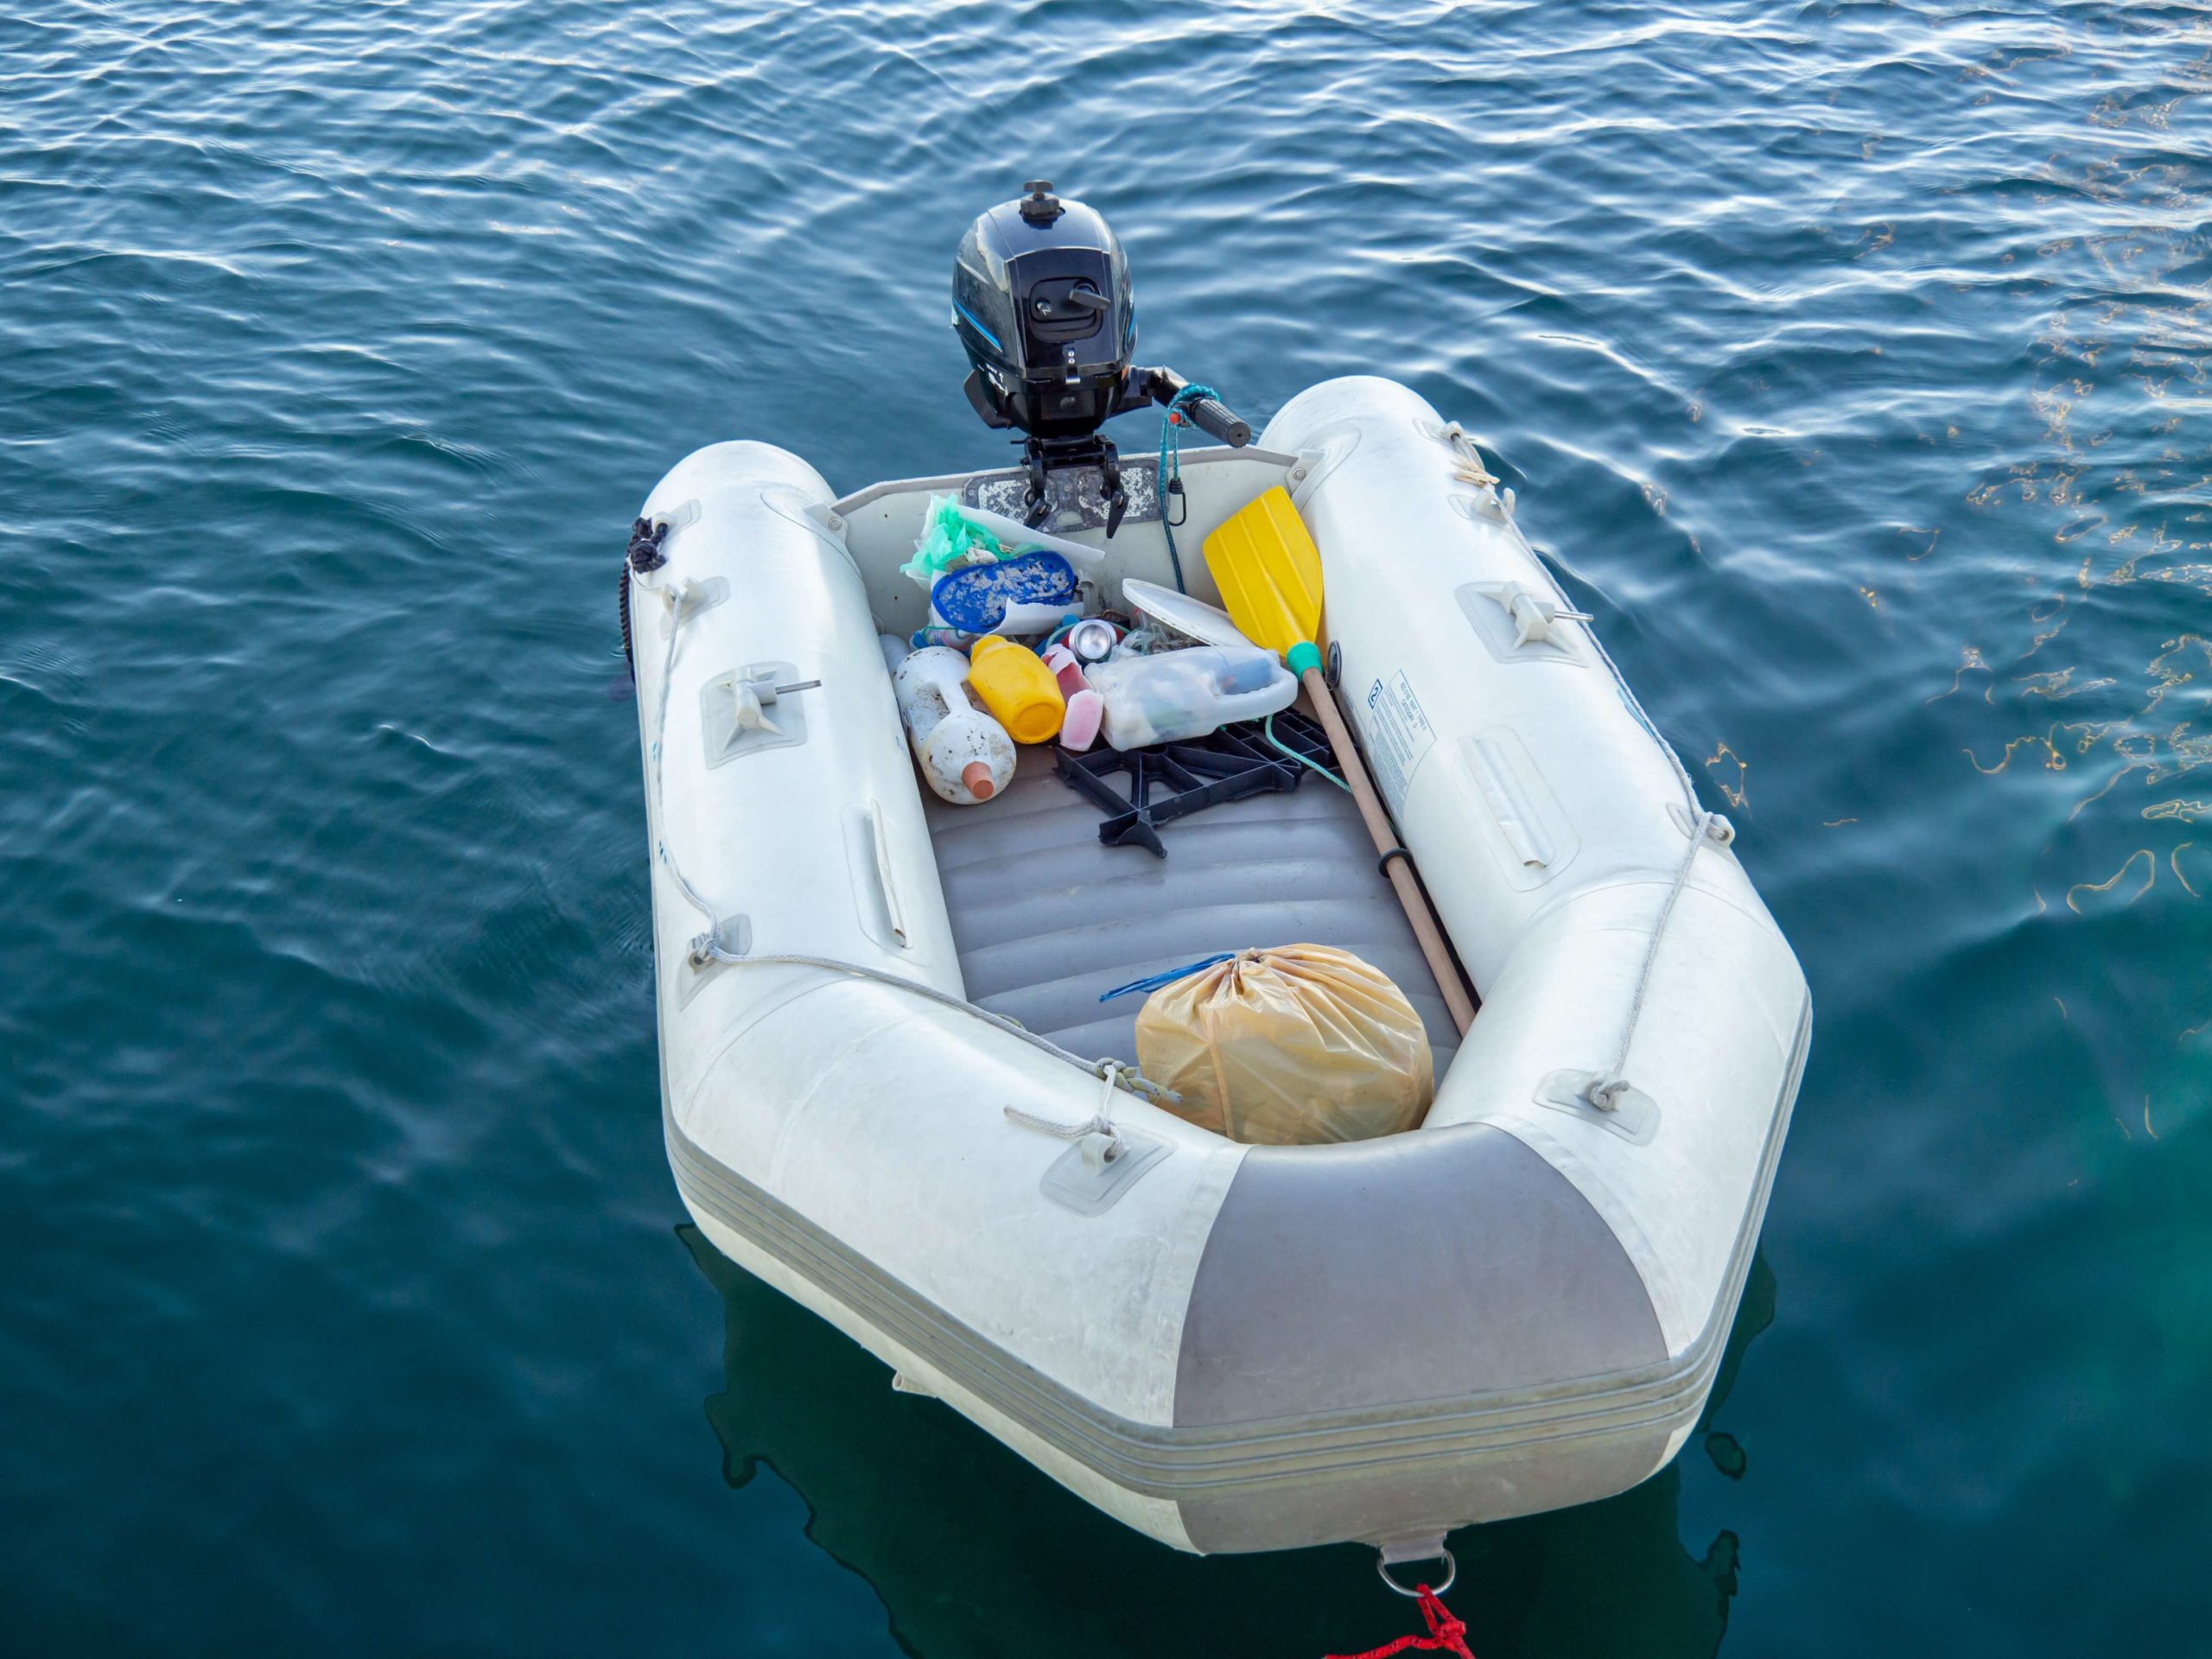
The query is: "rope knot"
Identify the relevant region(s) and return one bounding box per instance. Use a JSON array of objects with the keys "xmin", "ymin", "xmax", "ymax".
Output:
[
  {"xmin": 1580, "ymin": 1075, "xmax": 1632, "ymax": 1113},
  {"xmin": 626, "ymin": 515, "xmax": 669, "ymax": 573},
  {"xmin": 1323, "ymin": 1586, "xmax": 1476, "ymax": 1659},
  {"xmin": 1002, "ymin": 1105, "xmax": 1123, "ymax": 1163},
  {"xmin": 1415, "ymin": 1588, "xmax": 1469, "ymax": 1650},
  {"xmin": 1003, "ymin": 1058, "xmax": 1135, "ymax": 1162}
]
